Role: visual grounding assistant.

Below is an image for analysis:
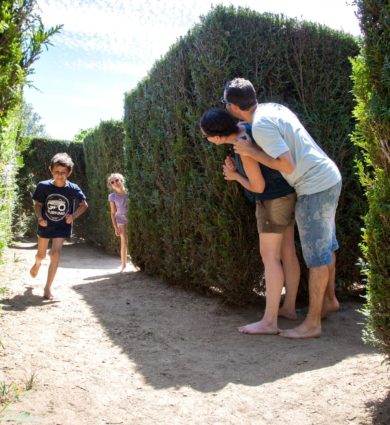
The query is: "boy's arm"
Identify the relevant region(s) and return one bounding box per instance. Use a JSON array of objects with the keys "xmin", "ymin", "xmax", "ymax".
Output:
[
  {"xmin": 233, "ymin": 138, "xmax": 295, "ymax": 174},
  {"xmin": 67, "ymin": 200, "xmax": 88, "ymax": 223},
  {"xmin": 33, "ymin": 201, "xmax": 47, "ymax": 226}
]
